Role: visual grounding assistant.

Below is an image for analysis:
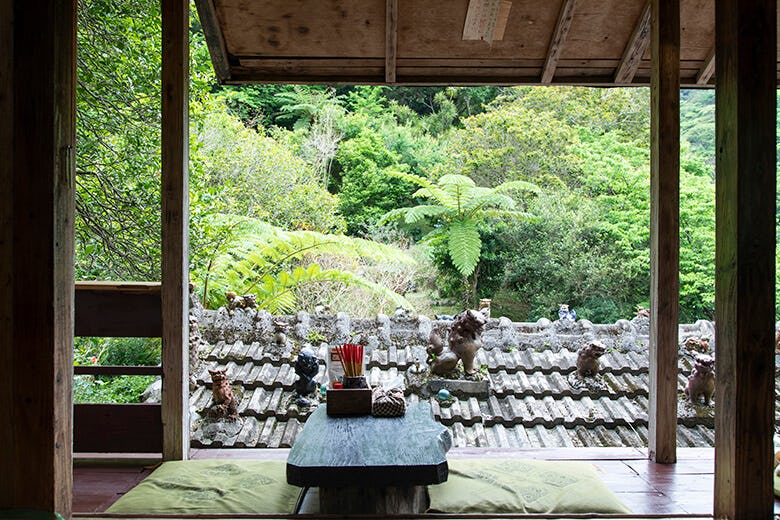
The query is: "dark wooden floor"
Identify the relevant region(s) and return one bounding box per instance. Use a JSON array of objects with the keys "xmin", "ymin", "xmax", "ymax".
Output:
[{"xmin": 73, "ymin": 447, "xmax": 780, "ymax": 517}]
